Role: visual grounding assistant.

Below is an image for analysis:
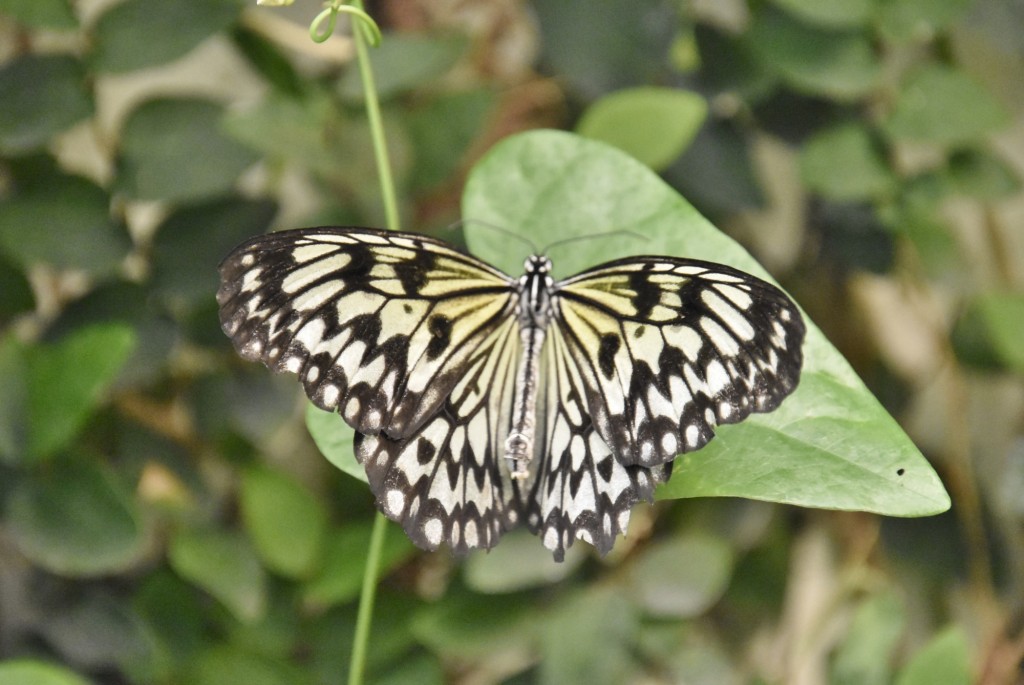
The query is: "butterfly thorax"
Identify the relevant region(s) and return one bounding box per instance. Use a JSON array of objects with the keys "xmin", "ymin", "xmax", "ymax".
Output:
[{"xmin": 506, "ymin": 255, "xmax": 555, "ymax": 479}]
